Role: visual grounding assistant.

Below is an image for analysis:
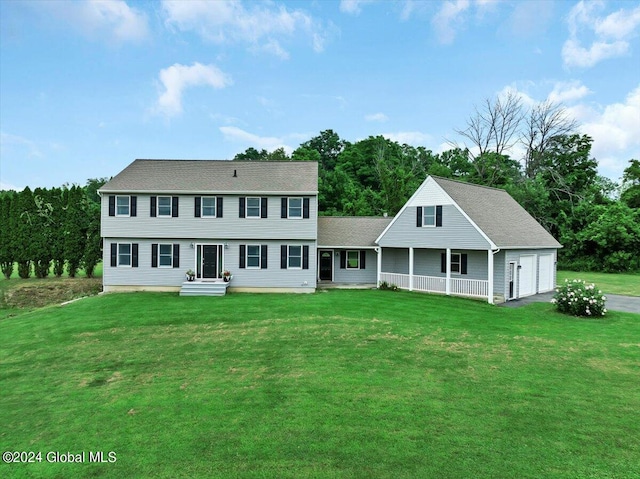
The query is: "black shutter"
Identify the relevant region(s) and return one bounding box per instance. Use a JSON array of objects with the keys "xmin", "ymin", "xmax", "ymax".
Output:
[
  {"xmin": 303, "ymin": 245, "xmax": 309, "ymax": 270},
  {"xmin": 194, "ymin": 197, "xmax": 201, "ymax": 217},
  {"xmin": 172, "ymin": 197, "xmax": 179, "ymax": 217},
  {"xmin": 441, "ymin": 252, "xmax": 446, "ymax": 273},
  {"xmin": 436, "ymin": 205, "xmax": 442, "ymax": 227},
  {"xmin": 303, "ymin": 198, "xmax": 310, "ymax": 219},
  {"xmin": 150, "ymin": 196, "xmax": 157, "ymax": 217},
  {"xmin": 340, "ymin": 251, "xmax": 346, "ymax": 269},
  {"xmin": 416, "ymin": 207, "xmax": 423, "ymax": 227},
  {"xmin": 281, "ymin": 197, "xmax": 288, "ymax": 218},
  {"xmin": 108, "ymin": 196, "xmax": 115, "ymax": 216},
  {"xmin": 130, "ymin": 196, "xmax": 137, "ymax": 217},
  {"xmin": 261, "ymin": 245, "xmax": 268, "ymax": 269},
  {"xmin": 461, "ymin": 254, "xmax": 467, "ymax": 275},
  {"xmin": 110, "ymin": 243, "xmax": 117, "ymax": 266},
  {"xmin": 173, "ymin": 244, "xmax": 180, "ymax": 268},
  {"xmin": 261, "ymin": 197, "xmax": 267, "ymax": 218},
  {"xmin": 281, "ymin": 245, "xmax": 287, "ymax": 269},
  {"xmin": 360, "ymin": 250, "xmax": 366, "ymax": 269},
  {"xmin": 151, "ymin": 244, "xmax": 158, "ymax": 268},
  {"xmin": 217, "ymin": 197, "xmax": 223, "ymax": 218},
  {"xmin": 239, "ymin": 245, "xmax": 246, "ymax": 269},
  {"xmin": 132, "ymin": 244, "xmax": 139, "ymax": 268},
  {"xmin": 239, "ymin": 197, "xmax": 245, "ymax": 218}
]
